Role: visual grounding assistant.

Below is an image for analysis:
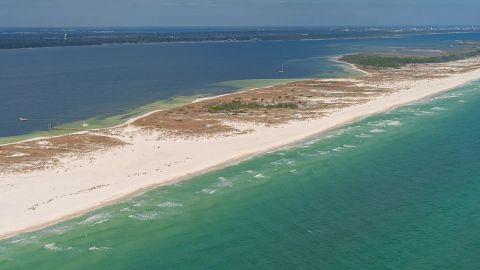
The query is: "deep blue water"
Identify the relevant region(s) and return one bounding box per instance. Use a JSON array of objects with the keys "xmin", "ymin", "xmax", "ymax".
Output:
[{"xmin": 1, "ymin": 32, "xmax": 479, "ymax": 137}]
